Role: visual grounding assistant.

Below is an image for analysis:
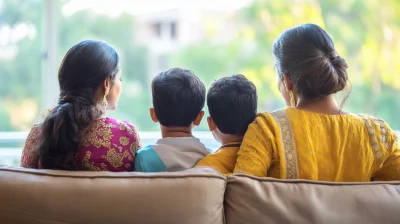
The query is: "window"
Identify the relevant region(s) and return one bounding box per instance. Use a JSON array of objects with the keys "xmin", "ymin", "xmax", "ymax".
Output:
[
  {"xmin": 1, "ymin": 0, "xmax": 399, "ymax": 166},
  {"xmin": 152, "ymin": 22, "xmax": 162, "ymax": 38},
  {"xmin": 170, "ymin": 22, "xmax": 177, "ymax": 40}
]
